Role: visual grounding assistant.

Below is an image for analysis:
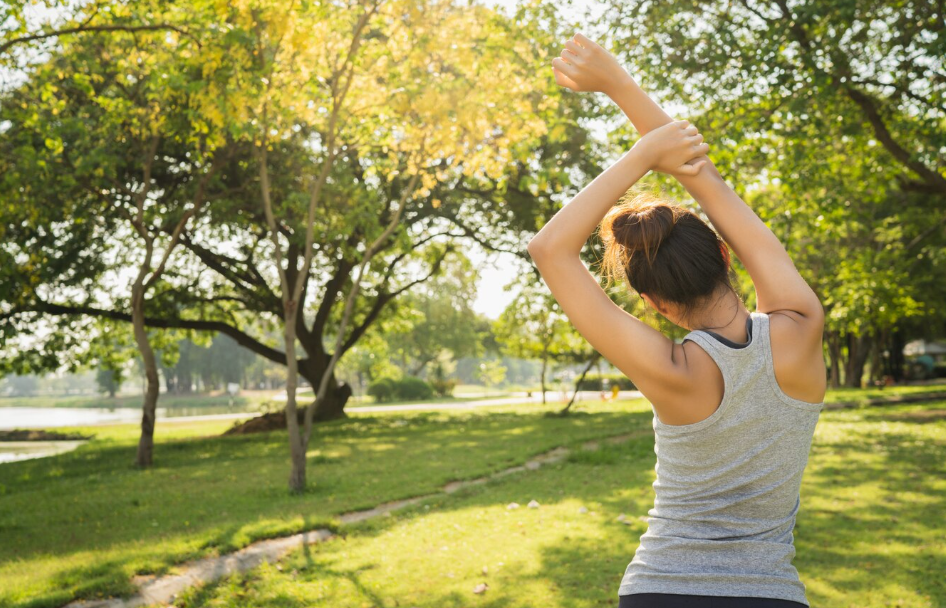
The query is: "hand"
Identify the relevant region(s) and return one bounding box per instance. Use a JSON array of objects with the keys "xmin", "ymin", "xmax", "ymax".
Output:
[
  {"xmin": 634, "ymin": 120, "xmax": 710, "ymax": 176},
  {"xmin": 551, "ymin": 33, "xmax": 631, "ymax": 95}
]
